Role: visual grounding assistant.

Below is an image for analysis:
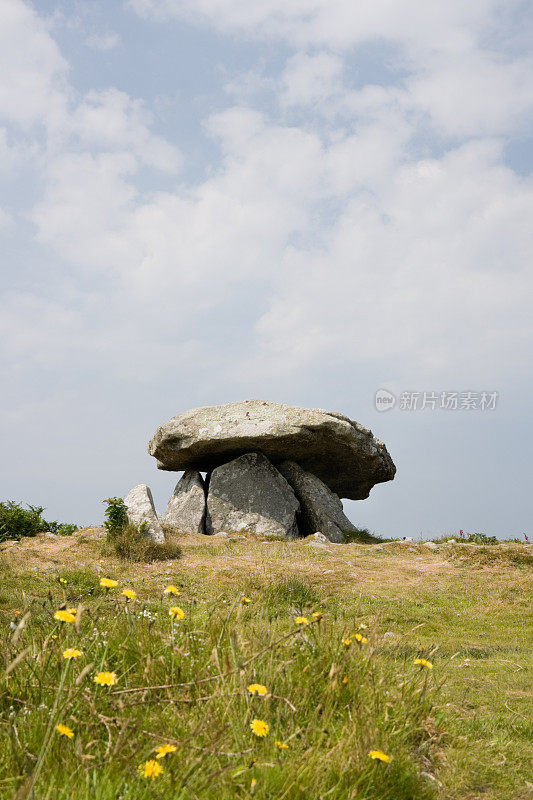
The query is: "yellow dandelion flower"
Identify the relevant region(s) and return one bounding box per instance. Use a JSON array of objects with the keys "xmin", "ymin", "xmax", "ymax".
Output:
[
  {"xmin": 55, "ymin": 723, "xmax": 74, "ymax": 739},
  {"xmin": 93, "ymin": 671, "xmax": 117, "ymax": 686},
  {"xmin": 247, "ymin": 683, "xmax": 268, "ymax": 696},
  {"xmin": 63, "ymin": 648, "xmax": 82, "ymax": 660},
  {"xmin": 342, "ymin": 676, "xmax": 349, "ymax": 685},
  {"xmin": 354, "ymin": 633, "xmax": 368, "ymax": 643},
  {"xmin": 413, "ymin": 658, "xmax": 433, "ymax": 669},
  {"xmin": 250, "ymin": 718, "xmax": 269, "ymax": 737},
  {"xmin": 54, "ymin": 610, "xmax": 76, "ymax": 623},
  {"xmin": 169, "ymin": 606, "xmax": 185, "ymax": 619},
  {"xmin": 312, "ymin": 611, "xmax": 324, "ymax": 621},
  {"xmin": 138, "ymin": 759, "xmax": 163, "ymax": 779},
  {"xmin": 275, "ymin": 740, "xmax": 289, "ymax": 750},
  {"xmin": 100, "ymin": 578, "xmax": 118, "ymax": 589},
  {"xmin": 164, "ymin": 585, "xmax": 180, "ymax": 595},
  {"xmin": 122, "ymin": 588, "xmax": 136, "ymax": 600},
  {"xmin": 341, "ymin": 637, "xmax": 351, "ymax": 648},
  {"xmin": 240, "ymin": 596, "xmax": 251, "ymax": 604},
  {"xmin": 369, "ymin": 749, "xmax": 390, "ymax": 763},
  {"xmin": 155, "ymin": 744, "xmax": 177, "ymax": 759},
  {"xmin": 59, "ymin": 578, "xmax": 67, "ymax": 584},
  {"xmin": 294, "ymin": 616, "xmax": 309, "ymax": 626}
]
